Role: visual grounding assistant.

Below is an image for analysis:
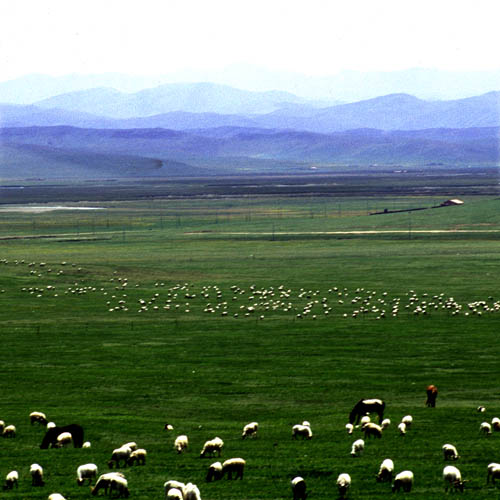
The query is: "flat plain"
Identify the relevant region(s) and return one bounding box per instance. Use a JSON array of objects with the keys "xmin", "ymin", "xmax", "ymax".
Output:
[{"xmin": 1, "ymin": 174, "xmax": 500, "ymax": 499}]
